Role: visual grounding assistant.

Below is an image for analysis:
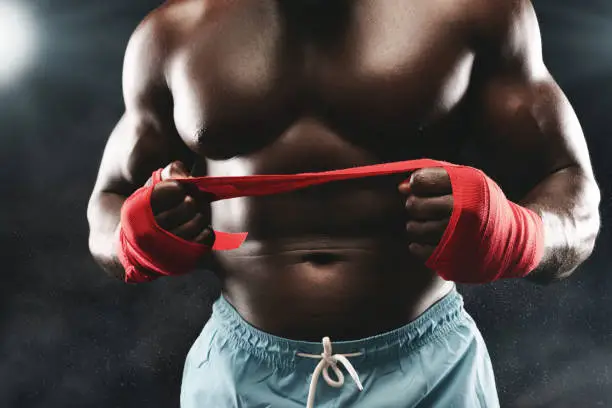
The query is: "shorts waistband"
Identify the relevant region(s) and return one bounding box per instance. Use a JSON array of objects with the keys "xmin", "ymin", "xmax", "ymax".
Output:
[{"xmin": 209, "ymin": 288, "xmax": 466, "ymax": 371}]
